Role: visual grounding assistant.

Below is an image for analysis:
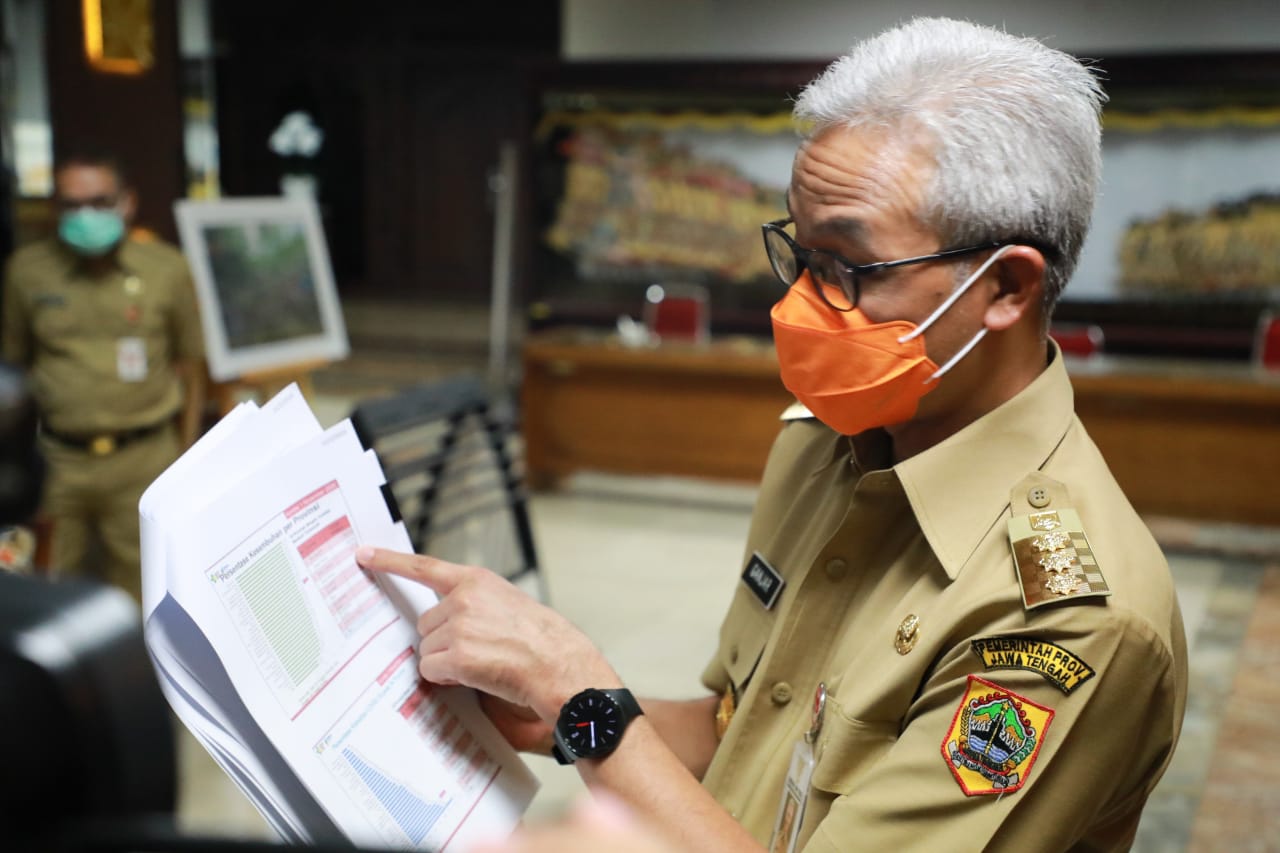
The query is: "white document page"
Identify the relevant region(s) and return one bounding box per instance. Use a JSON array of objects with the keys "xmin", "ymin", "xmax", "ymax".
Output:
[
  {"xmin": 164, "ymin": 419, "xmax": 537, "ymax": 851},
  {"xmin": 142, "ymin": 387, "xmax": 341, "ymax": 843},
  {"xmin": 142, "ymin": 384, "xmax": 324, "ymax": 616}
]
